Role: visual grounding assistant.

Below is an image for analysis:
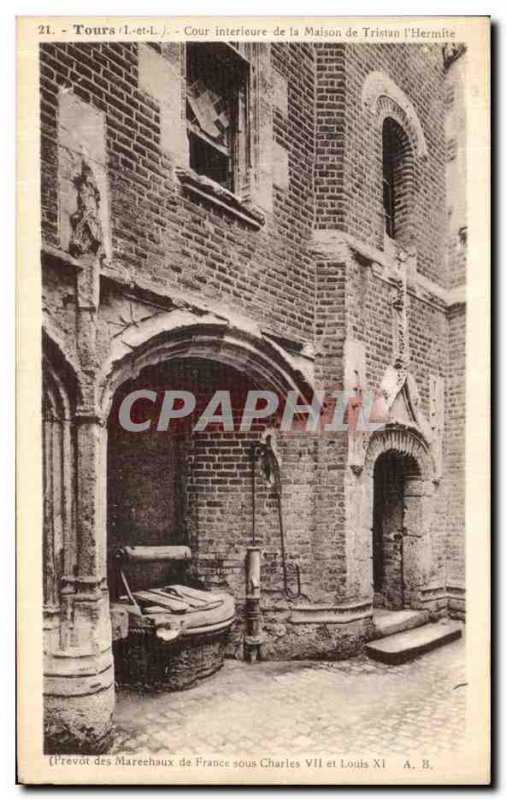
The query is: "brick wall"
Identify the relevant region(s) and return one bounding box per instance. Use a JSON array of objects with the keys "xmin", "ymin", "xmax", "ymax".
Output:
[
  {"xmin": 313, "ymin": 257, "xmax": 348, "ymax": 600},
  {"xmin": 41, "ymin": 40, "xmax": 467, "ymax": 653},
  {"xmin": 315, "ymin": 44, "xmax": 448, "ymax": 288},
  {"xmin": 40, "ymin": 42, "xmax": 317, "ymax": 346},
  {"xmin": 107, "ymin": 358, "xmax": 318, "ymax": 621},
  {"xmin": 344, "ymin": 256, "xmax": 447, "ymax": 419},
  {"xmin": 445, "ymin": 51, "xmax": 467, "ymax": 290},
  {"xmin": 313, "ymin": 44, "xmax": 462, "ymax": 609},
  {"xmin": 445, "ymin": 305, "xmax": 465, "ymax": 586},
  {"xmin": 444, "ymin": 52, "xmax": 466, "ymax": 589},
  {"xmin": 314, "ymin": 44, "xmax": 346, "ymax": 230}
]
